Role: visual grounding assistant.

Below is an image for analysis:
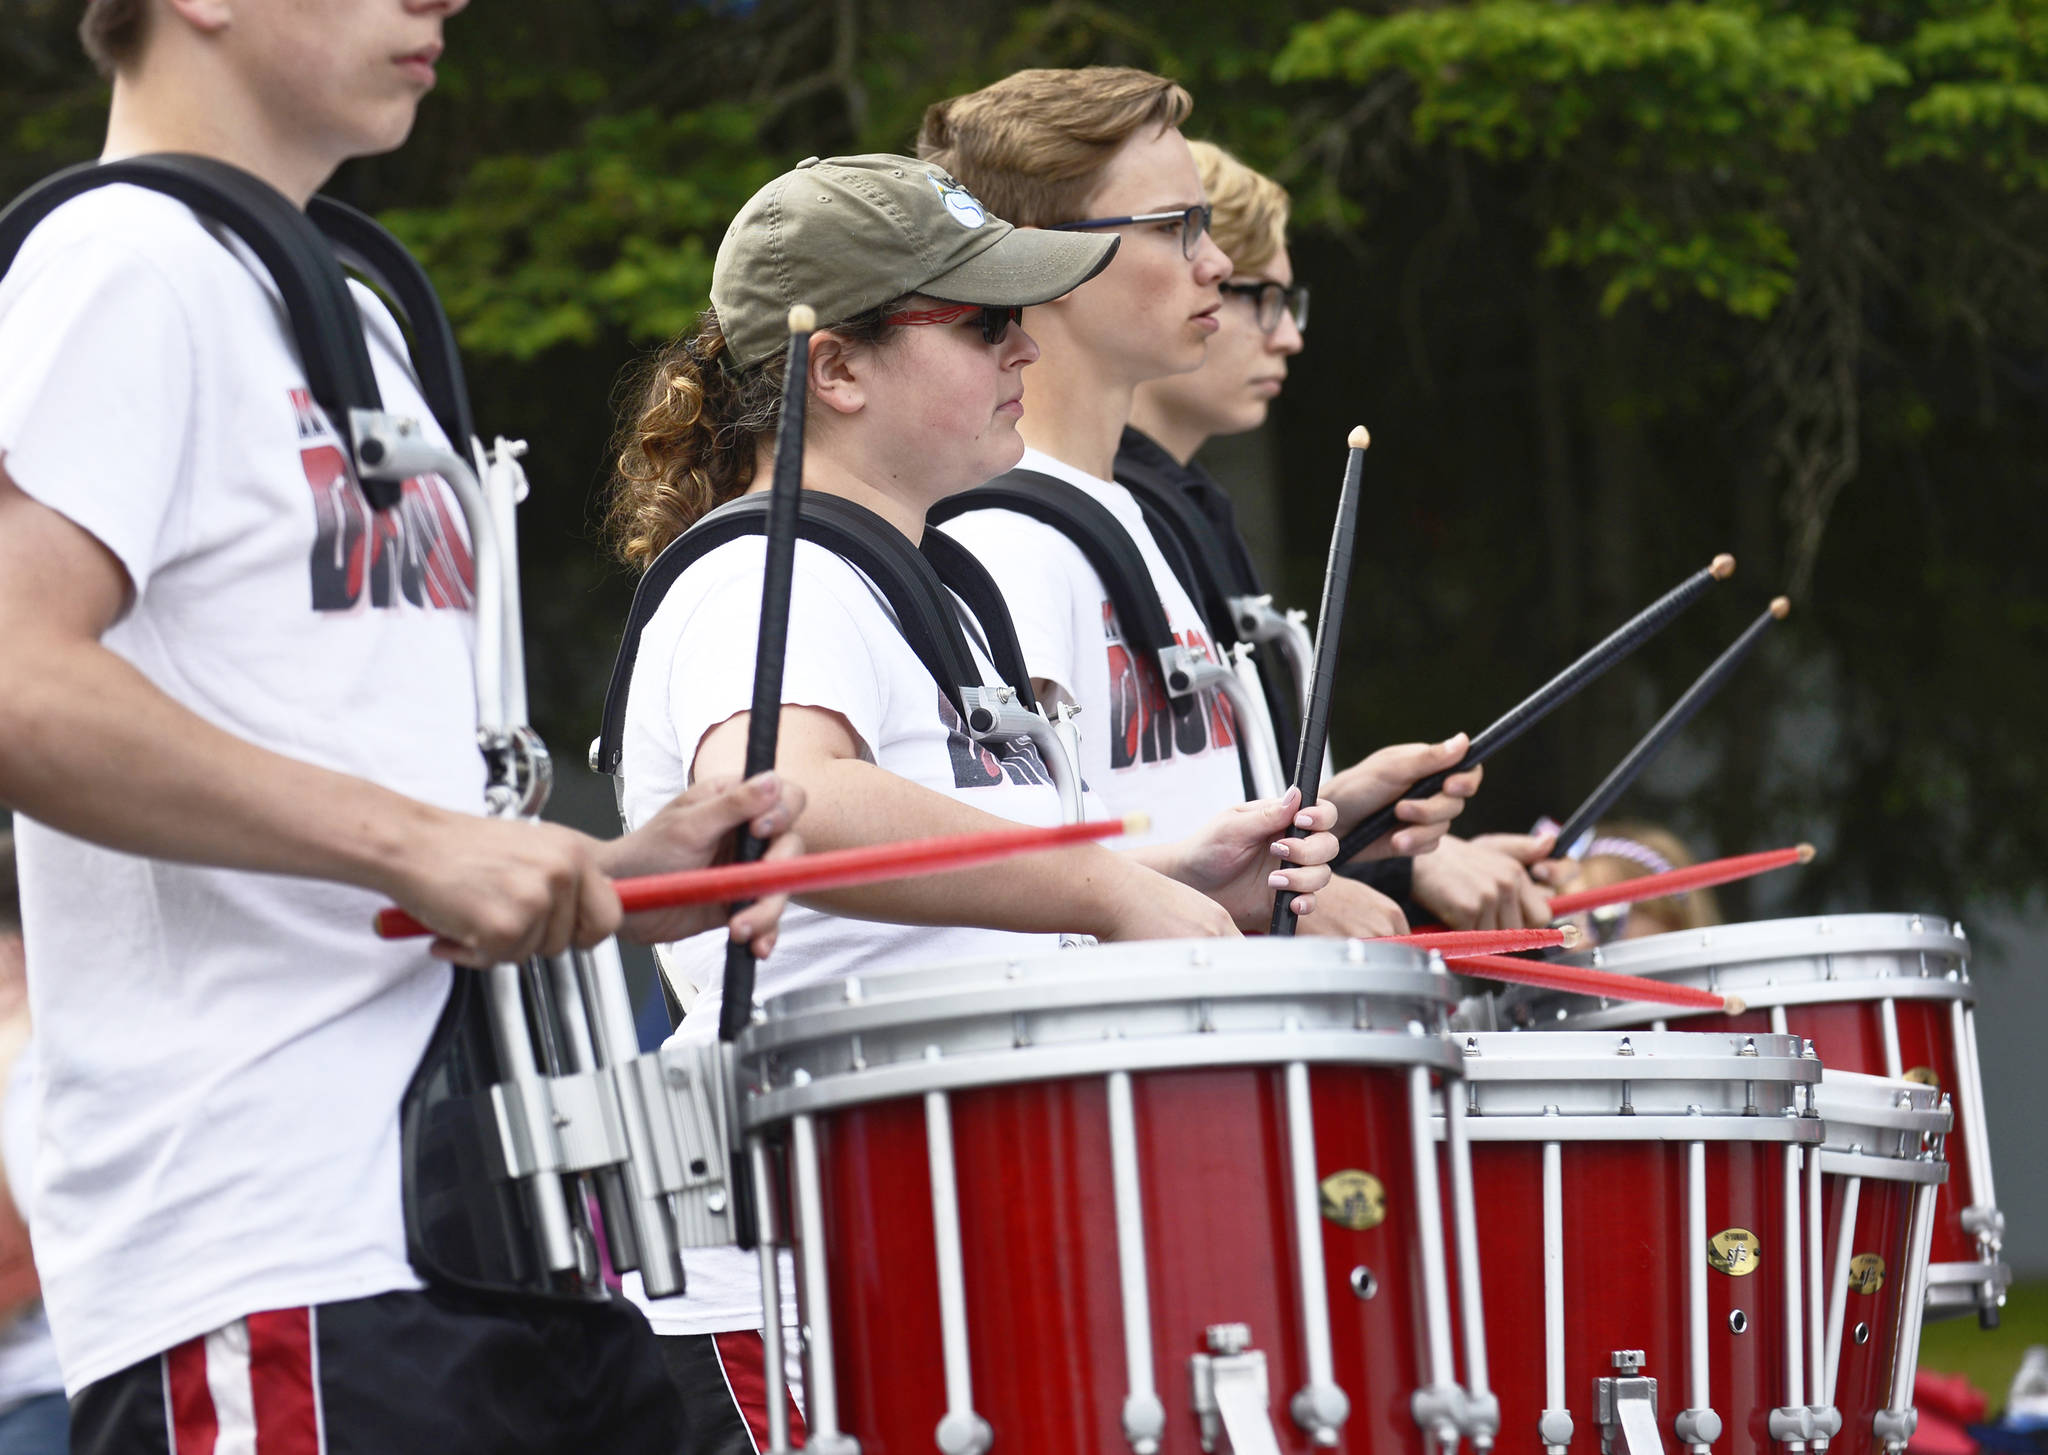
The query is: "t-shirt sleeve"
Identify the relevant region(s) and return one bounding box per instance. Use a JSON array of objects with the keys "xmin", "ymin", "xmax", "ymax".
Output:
[
  {"xmin": 932, "ymin": 511, "xmax": 1094, "ymax": 701},
  {"xmin": 0, "ymin": 234, "xmax": 196, "ymax": 597},
  {"xmin": 663, "ymin": 545, "xmax": 891, "ymax": 778}
]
